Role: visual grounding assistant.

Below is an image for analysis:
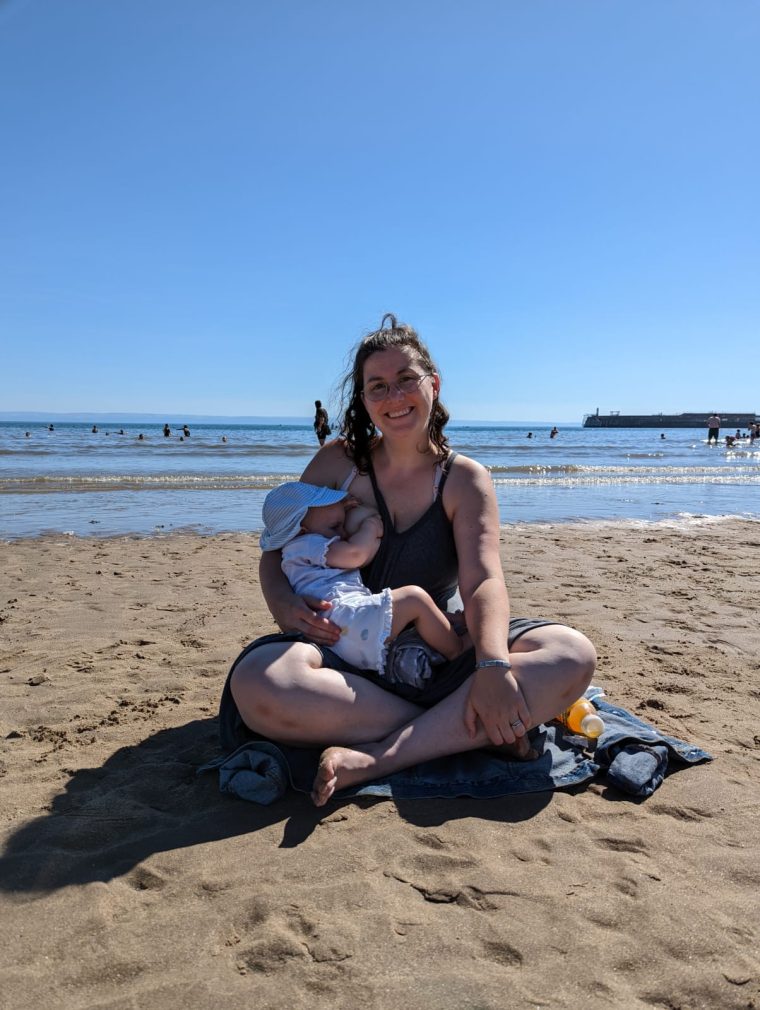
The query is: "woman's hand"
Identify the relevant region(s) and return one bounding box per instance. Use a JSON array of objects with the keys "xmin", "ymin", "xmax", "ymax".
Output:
[
  {"xmin": 464, "ymin": 666, "xmax": 532, "ymax": 747},
  {"xmin": 273, "ymin": 594, "xmax": 342, "ymax": 646}
]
